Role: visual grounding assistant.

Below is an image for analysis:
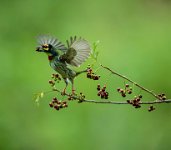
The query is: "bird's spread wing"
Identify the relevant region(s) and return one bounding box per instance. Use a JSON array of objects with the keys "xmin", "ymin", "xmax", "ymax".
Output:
[
  {"xmin": 60, "ymin": 36, "xmax": 91, "ymax": 67},
  {"xmin": 37, "ymin": 35, "xmax": 67, "ymax": 51}
]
